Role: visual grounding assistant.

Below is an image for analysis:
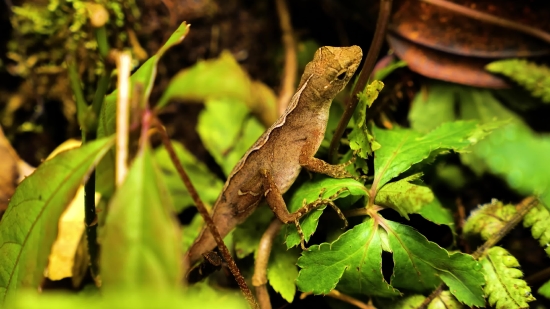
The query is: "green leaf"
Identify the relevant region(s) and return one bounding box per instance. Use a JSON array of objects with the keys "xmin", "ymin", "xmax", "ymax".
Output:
[
  {"xmin": 384, "ymin": 221, "xmax": 485, "ymax": 306},
  {"xmin": 539, "ymin": 280, "xmax": 550, "ymax": 299},
  {"xmin": 348, "ymin": 81, "xmax": 384, "ymax": 158},
  {"xmin": 471, "ymin": 123, "xmax": 550, "ymax": 208},
  {"xmin": 409, "ymin": 82, "xmax": 458, "ymax": 133},
  {"xmin": 96, "ymin": 22, "xmax": 190, "ymax": 197},
  {"xmin": 10, "ymin": 283, "xmax": 248, "ymax": 308},
  {"xmin": 375, "ymin": 174, "xmax": 453, "ymax": 225},
  {"xmin": 156, "ymin": 51, "xmax": 277, "ymax": 127},
  {"xmin": 197, "ymin": 98, "xmax": 264, "ymax": 176},
  {"xmin": 267, "ymin": 242, "xmax": 300, "ymax": 303},
  {"xmin": 296, "ymin": 218, "xmax": 400, "ymax": 297},
  {"xmin": 157, "ymin": 51, "xmax": 250, "ymax": 108},
  {"xmin": 486, "ymin": 59, "xmax": 550, "ymax": 103},
  {"xmin": 284, "ymin": 177, "xmax": 368, "ymax": 249},
  {"xmin": 372, "ymin": 120, "xmax": 498, "ymax": 191},
  {"xmin": 463, "ymin": 199, "xmax": 517, "ymax": 241},
  {"xmin": 101, "ymin": 144, "xmax": 181, "ymax": 291},
  {"xmin": 375, "ymin": 294, "xmax": 425, "ymax": 308},
  {"xmin": 153, "ymin": 141, "xmax": 223, "ymax": 213},
  {"xmin": 0, "ymin": 137, "xmax": 114, "ymax": 305},
  {"xmin": 373, "ymin": 59, "xmax": 407, "ymax": 81},
  {"xmin": 481, "ymin": 246, "xmax": 535, "ymax": 308},
  {"xmin": 523, "ymin": 201, "xmax": 550, "ymax": 257}
]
